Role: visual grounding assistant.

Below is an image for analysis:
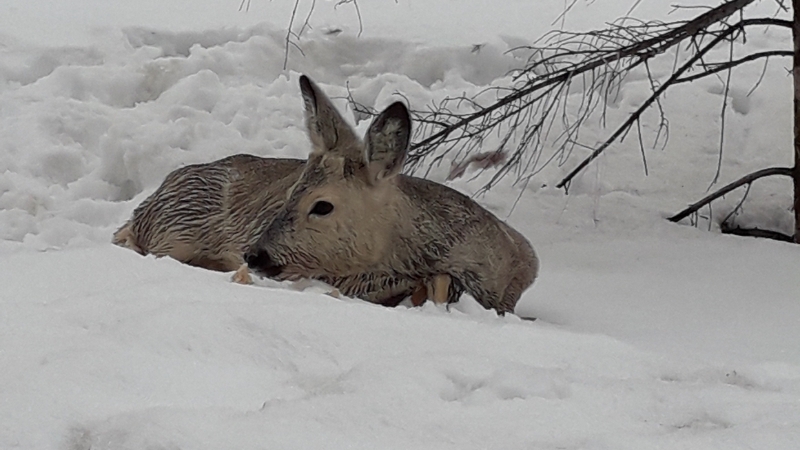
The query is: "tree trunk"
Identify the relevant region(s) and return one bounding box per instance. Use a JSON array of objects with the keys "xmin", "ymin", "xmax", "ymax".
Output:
[{"xmin": 794, "ymin": 0, "xmax": 800, "ymax": 243}]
